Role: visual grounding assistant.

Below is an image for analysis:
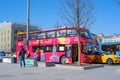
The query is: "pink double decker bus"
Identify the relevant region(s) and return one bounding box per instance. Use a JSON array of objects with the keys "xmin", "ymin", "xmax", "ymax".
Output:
[{"xmin": 16, "ymin": 27, "xmax": 97, "ymax": 64}]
